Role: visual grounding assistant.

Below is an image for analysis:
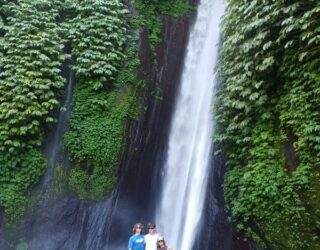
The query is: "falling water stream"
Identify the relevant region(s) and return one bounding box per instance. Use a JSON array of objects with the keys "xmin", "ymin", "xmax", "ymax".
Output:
[
  {"xmin": 42, "ymin": 70, "xmax": 74, "ymax": 193},
  {"xmin": 0, "ymin": 2, "xmax": 227, "ymax": 249},
  {"xmin": 156, "ymin": 0, "xmax": 225, "ymax": 249}
]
